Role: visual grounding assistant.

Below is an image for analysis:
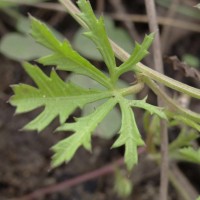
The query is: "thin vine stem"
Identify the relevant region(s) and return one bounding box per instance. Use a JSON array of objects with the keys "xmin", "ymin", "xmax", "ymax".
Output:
[
  {"xmin": 142, "ymin": 77, "xmax": 200, "ymax": 123},
  {"xmin": 119, "ymin": 82, "xmax": 144, "ymax": 96},
  {"xmin": 135, "ymin": 64, "xmax": 200, "ymax": 99}
]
